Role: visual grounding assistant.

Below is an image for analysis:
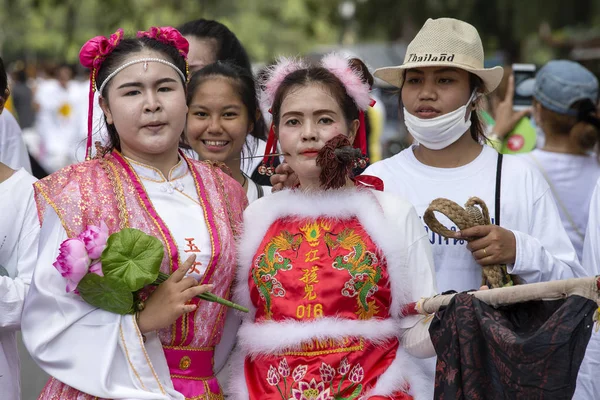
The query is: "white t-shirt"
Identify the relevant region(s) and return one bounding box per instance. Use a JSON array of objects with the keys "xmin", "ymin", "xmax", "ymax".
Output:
[
  {"xmin": 0, "ymin": 110, "xmax": 32, "ymax": 173},
  {"xmin": 240, "ymin": 136, "xmax": 266, "ymax": 178},
  {"xmin": 0, "ymin": 168, "xmax": 39, "ymax": 400},
  {"xmin": 245, "ymin": 178, "xmax": 271, "ymax": 204},
  {"xmin": 520, "ymin": 149, "xmax": 600, "ymax": 260},
  {"xmin": 364, "ymin": 144, "xmax": 584, "ymax": 293},
  {"xmin": 365, "ymin": 144, "xmax": 585, "ymax": 390},
  {"xmin": 574, "ymin": 178, "xmax": 600, "ymax": 400}
]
